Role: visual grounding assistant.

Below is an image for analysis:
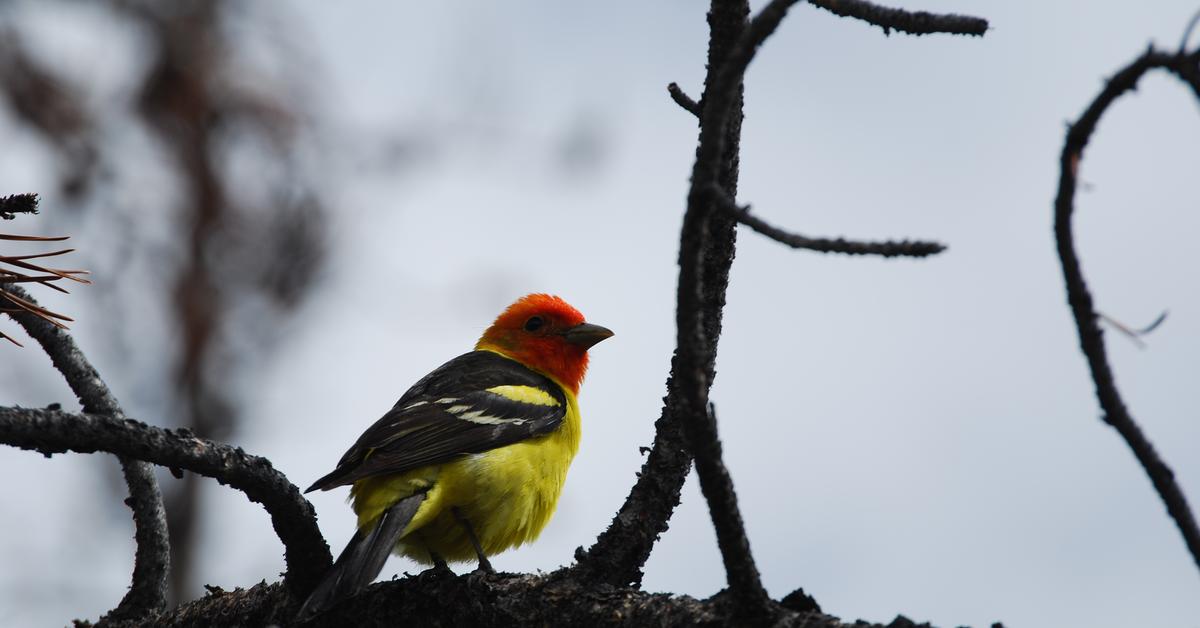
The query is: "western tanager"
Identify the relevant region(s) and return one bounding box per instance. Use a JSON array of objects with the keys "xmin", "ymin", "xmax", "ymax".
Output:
[{"xmin": 298, "ymin": 293, "xmax": 612, "ymax": 616}]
